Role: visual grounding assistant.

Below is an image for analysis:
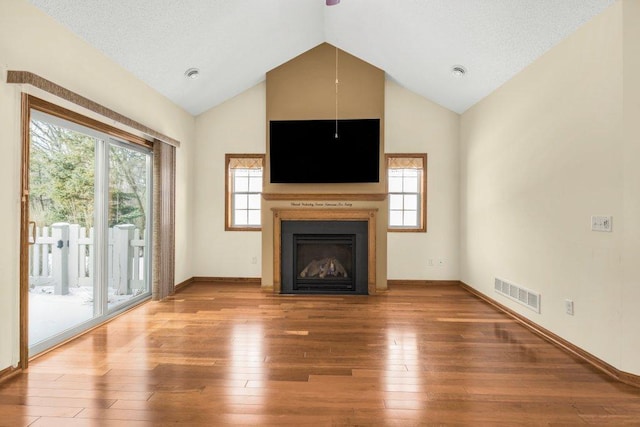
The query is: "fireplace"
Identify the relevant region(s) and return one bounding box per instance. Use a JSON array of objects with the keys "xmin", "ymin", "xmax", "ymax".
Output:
[
  {"xmin": 295, "ymin": 234, "xmax": 354, "ymax": 291},
  {"xmin": 281, "ymin": 220, "xmax": 368, "ymax": 294},
  {"xmin": 271, "ymin": 208, "xmax": 379, "ymax": 294}
]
